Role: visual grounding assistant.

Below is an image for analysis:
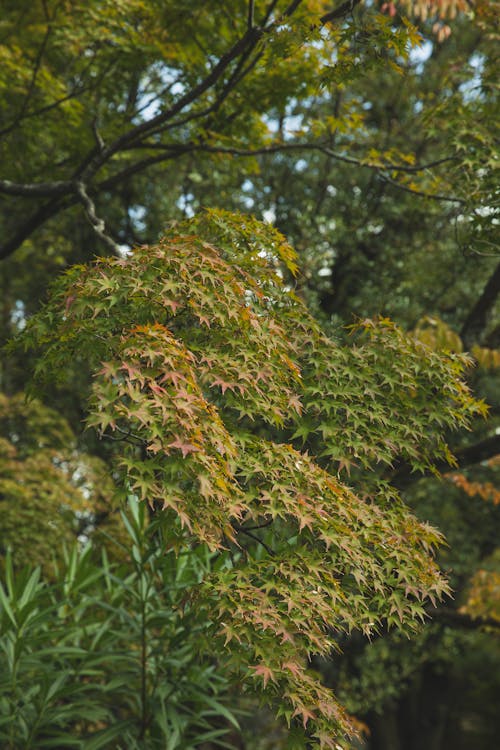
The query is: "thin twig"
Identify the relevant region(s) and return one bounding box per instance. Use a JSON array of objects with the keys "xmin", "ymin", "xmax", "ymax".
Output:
[
  {"xmin": 237, "ymin": 526, "xmax": 276, "ymax": 556},
  {"xmin": 241, "ymin": 518, "xmax": 274, "ymax": 531},
  {"xmin": 248, "ymin": 0, "xmax": 255, "ymax": 29}
]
